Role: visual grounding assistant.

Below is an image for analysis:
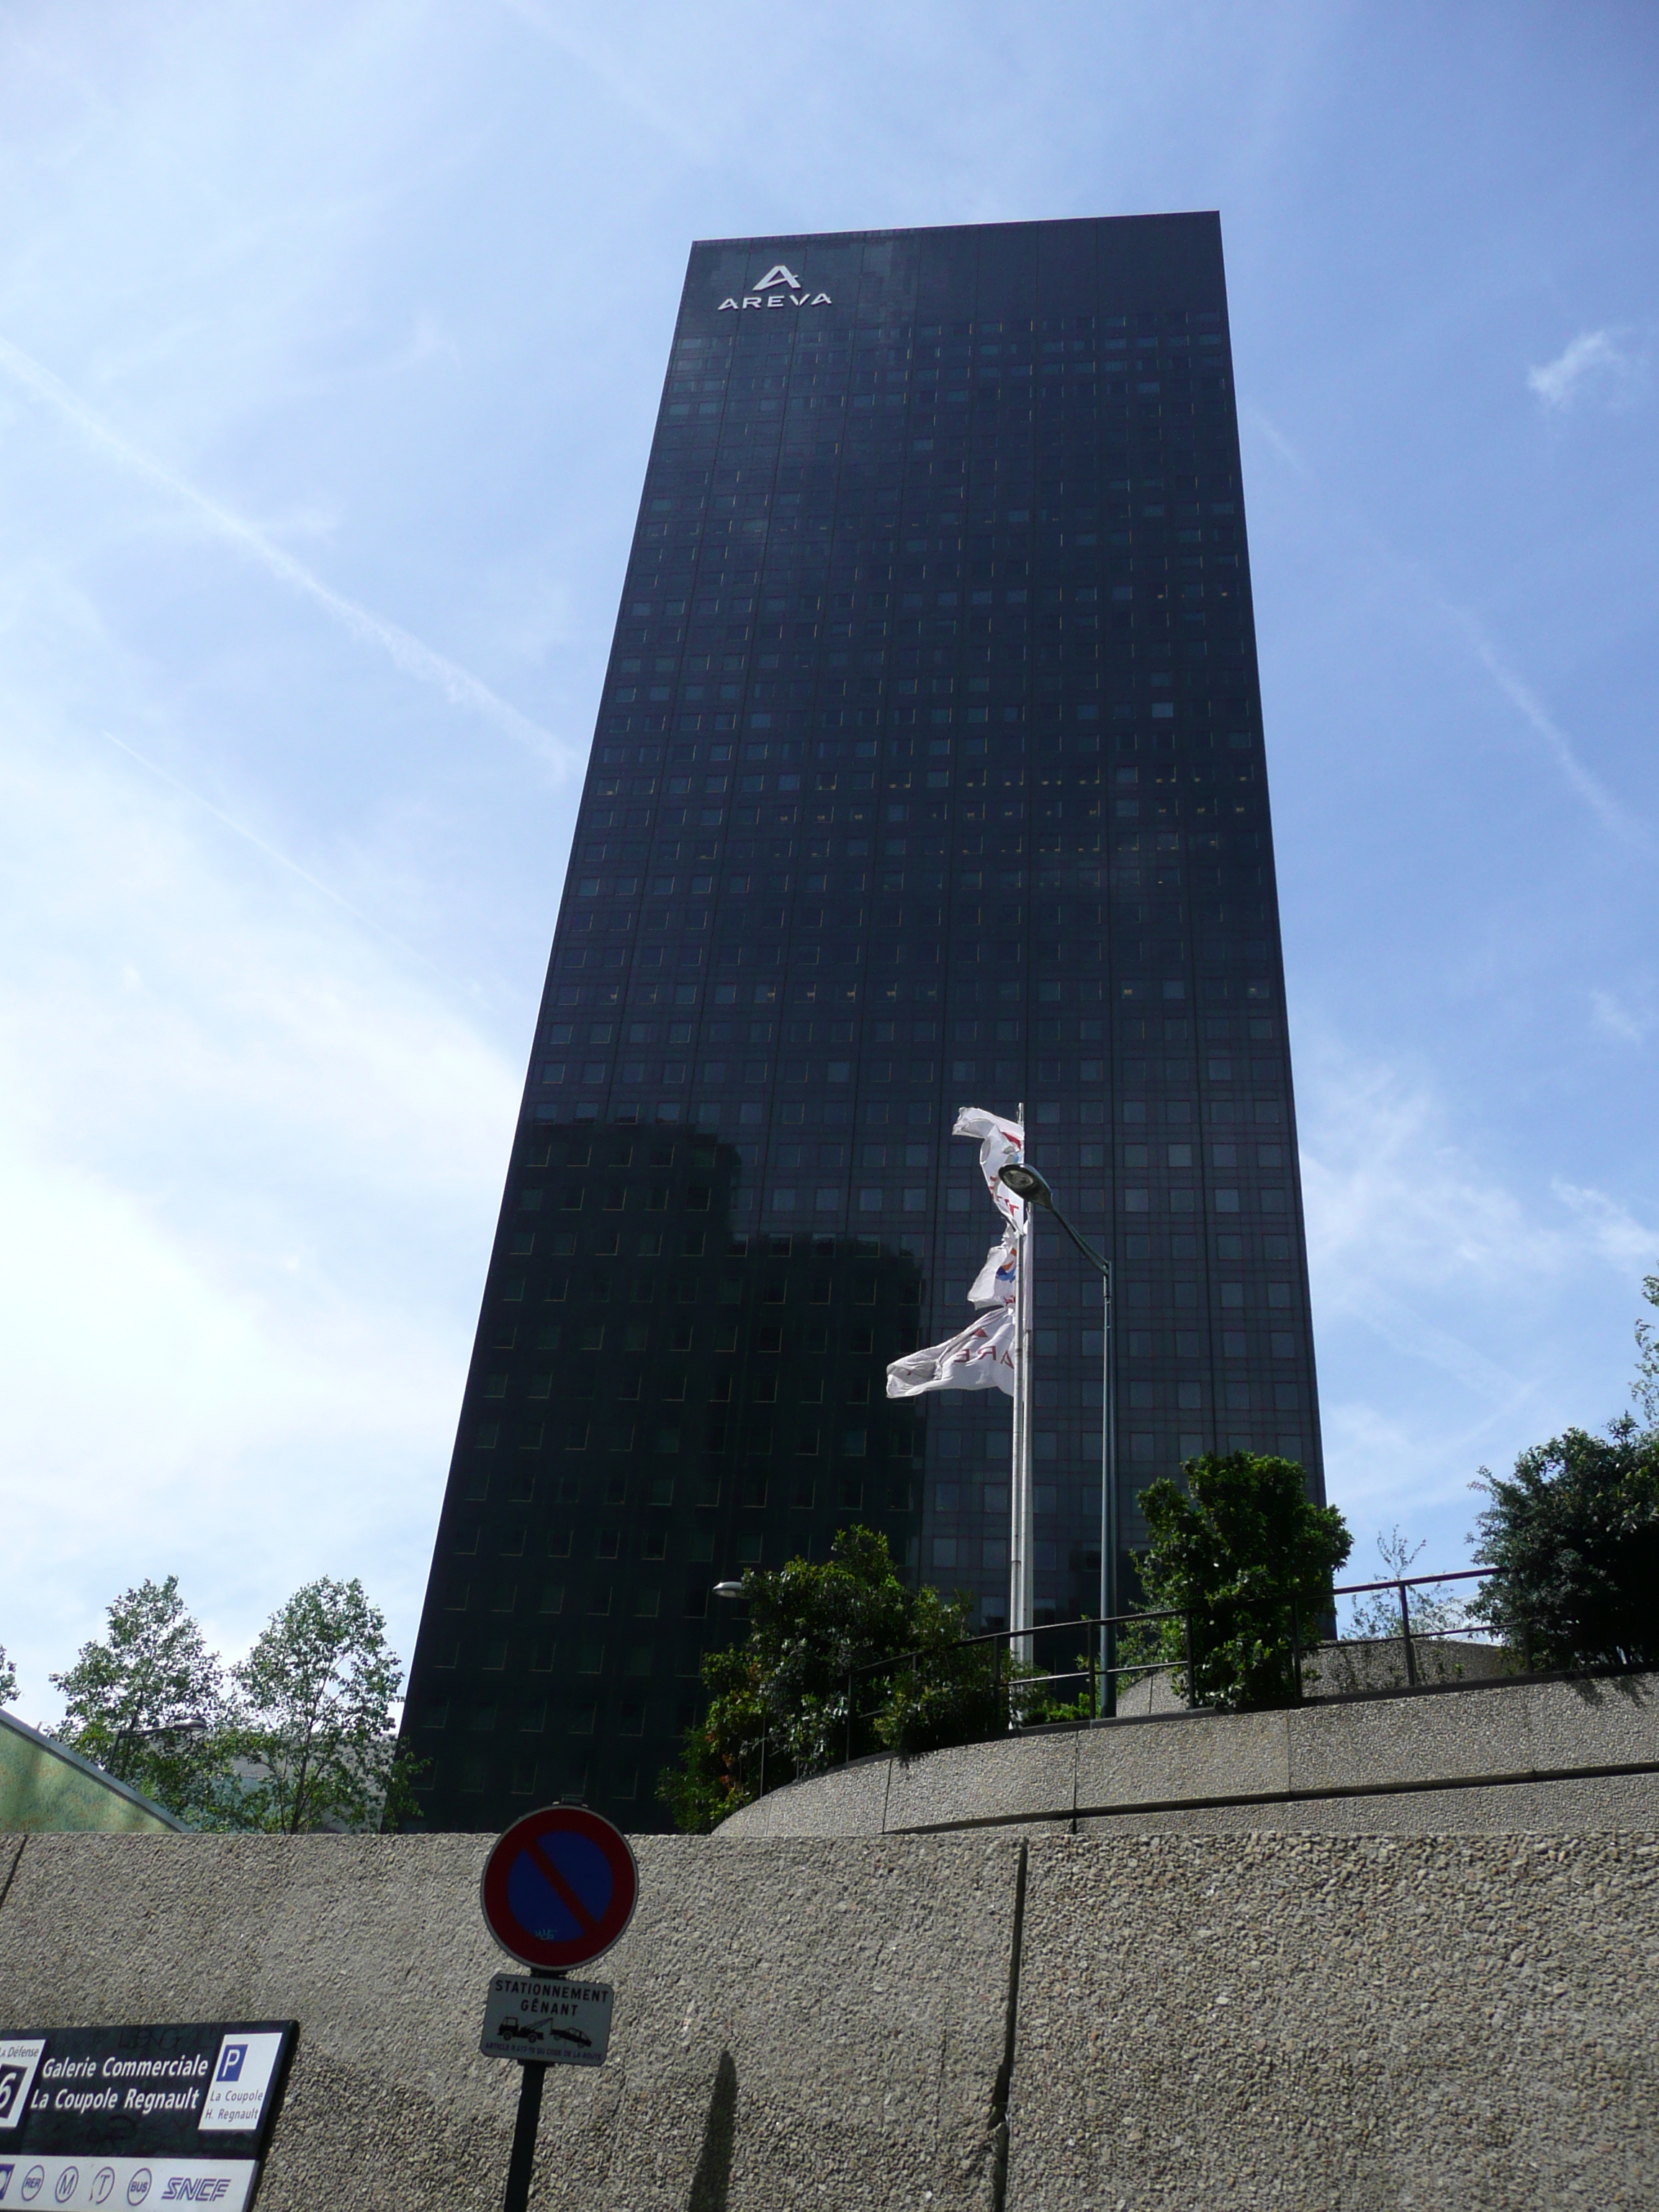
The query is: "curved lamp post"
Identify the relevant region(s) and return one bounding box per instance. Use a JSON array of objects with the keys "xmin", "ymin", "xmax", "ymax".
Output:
[{"xmin": 999, "ymin": 1159, "xmax": 1119, "ymax": 1716}]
